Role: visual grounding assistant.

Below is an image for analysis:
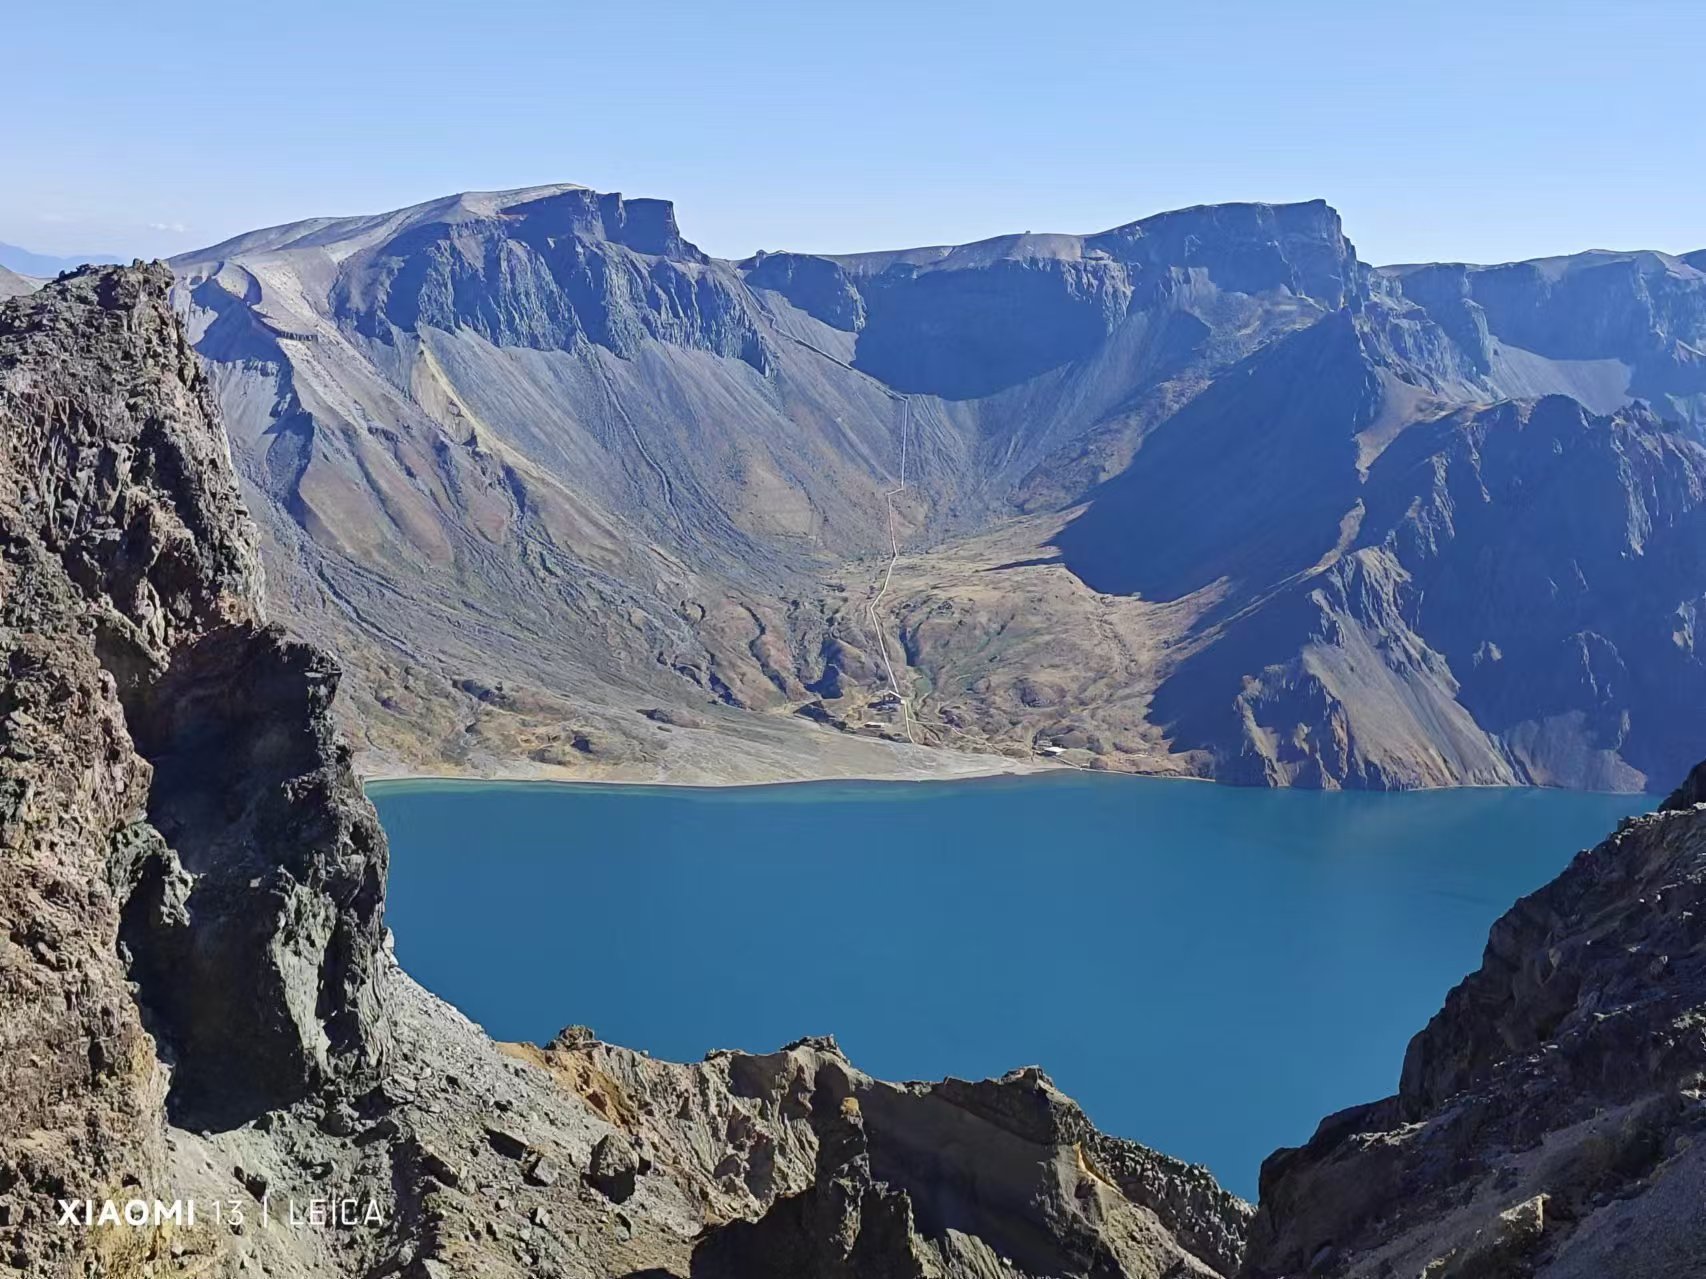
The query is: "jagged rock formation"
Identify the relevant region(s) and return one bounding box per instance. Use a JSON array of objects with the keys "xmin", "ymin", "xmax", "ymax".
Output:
[
  {"xmin": 1243, "ymin": 779, "xmax": 1706, "ymax": 1277},
  {"xmin": 170, "ymin": 187, "xmax": 1706, "ymax": 791},
  {"xmin": 0, "ymin": 263, "xmax": 388, "ymax": 1271},
  {"xmin": 0, "ymin": 265, "xmax": 1245, "ymax": 1277},
  {"xmin": 472, "ymin": 1034, "xmax": 1248, "ymax": 1279}
]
